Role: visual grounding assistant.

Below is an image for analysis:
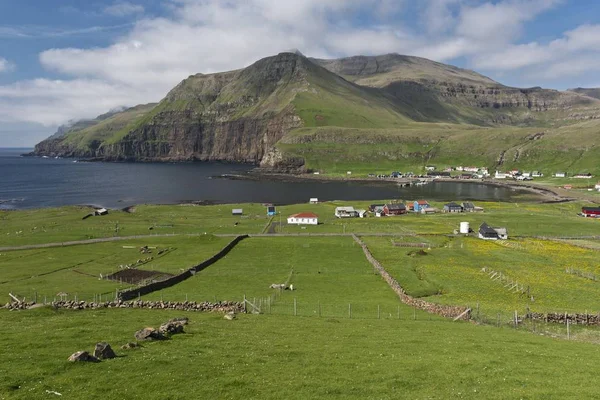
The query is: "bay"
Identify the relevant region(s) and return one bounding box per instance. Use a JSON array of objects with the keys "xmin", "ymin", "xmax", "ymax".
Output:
[{"xmin": 0, "ymin": 148, "xmax": 530, "ymax": 210}]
